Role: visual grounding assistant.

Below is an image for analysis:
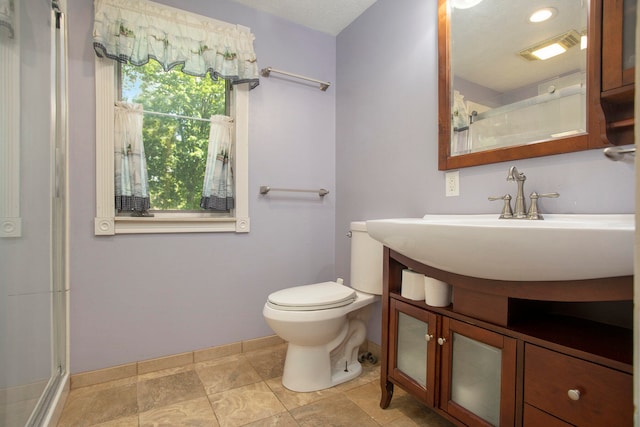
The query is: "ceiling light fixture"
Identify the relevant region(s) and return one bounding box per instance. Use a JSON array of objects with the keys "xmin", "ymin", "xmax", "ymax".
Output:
[
  {"xmin": 529, "ymin": 7, "xmax": 557, "ymax": 23},
  {"xmin": 532, "ymin": 43, "xmax": 567, "ymax": 60},
  {"xmin": 519, "ymin": 29, "xmax": 581, "ymax": 61},
  {"xmin": 451, "ymin": 0, "xmax": 483, "ymax": 9}
]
